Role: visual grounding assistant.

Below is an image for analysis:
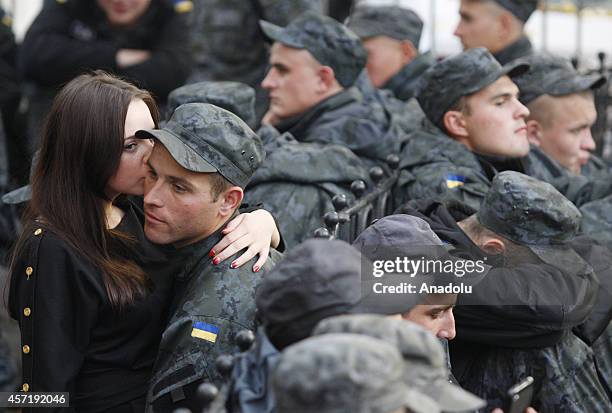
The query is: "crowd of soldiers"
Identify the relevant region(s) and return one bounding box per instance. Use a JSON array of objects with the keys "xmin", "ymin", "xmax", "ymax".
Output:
[{"xmin": 1, "ymin": 0, "xmax": 612, "ymax": 412}]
